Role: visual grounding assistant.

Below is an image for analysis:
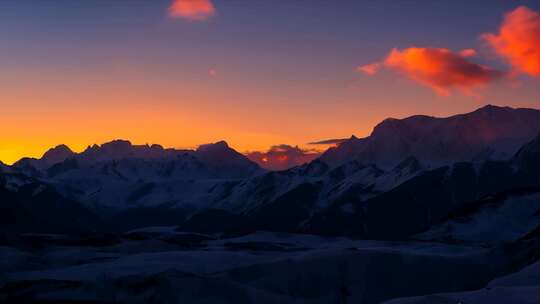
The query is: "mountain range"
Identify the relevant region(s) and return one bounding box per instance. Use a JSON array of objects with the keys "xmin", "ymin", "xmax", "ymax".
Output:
[
  {"xmin": 322, "ymin": 104, "xmax": 540, "ymax": 168},
  {"xmin": 4, "ymin": 104, "xmax": 540, "ymax": 303},
  {"xmin": 2, "ymin": 104, "xmax": 540, "ymax": 237}
]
